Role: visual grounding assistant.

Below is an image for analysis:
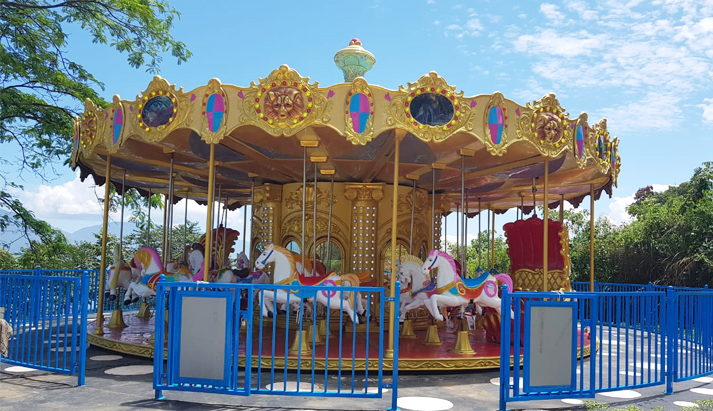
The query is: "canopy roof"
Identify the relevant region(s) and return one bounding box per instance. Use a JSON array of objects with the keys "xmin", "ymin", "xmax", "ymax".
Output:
[{"xmin": 71, "ymin": 64, "xmax": 620, "ymax": 213}]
